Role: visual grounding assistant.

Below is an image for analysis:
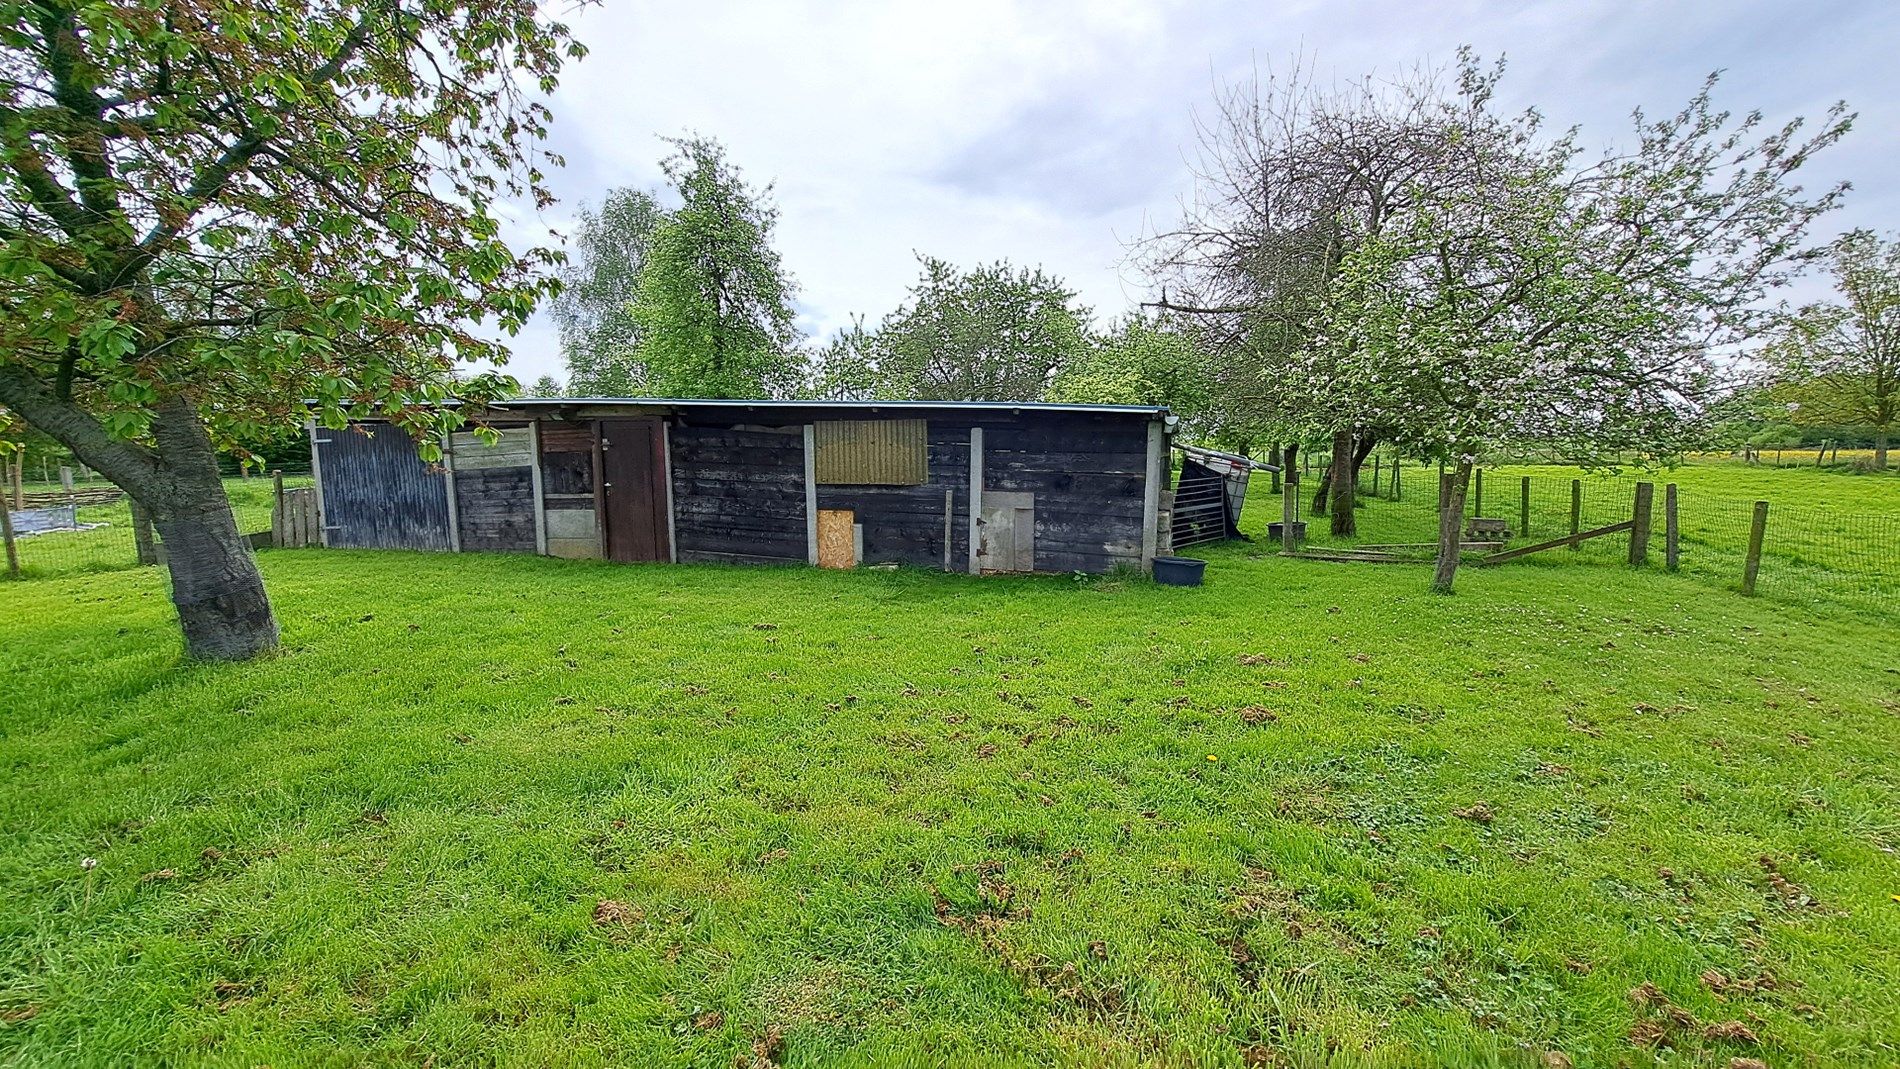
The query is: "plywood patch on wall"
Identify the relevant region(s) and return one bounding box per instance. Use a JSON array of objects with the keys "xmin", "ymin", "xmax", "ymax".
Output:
[{"xmin": 817, "ymin": 508, "xmax": 857, "ymax": 568}]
